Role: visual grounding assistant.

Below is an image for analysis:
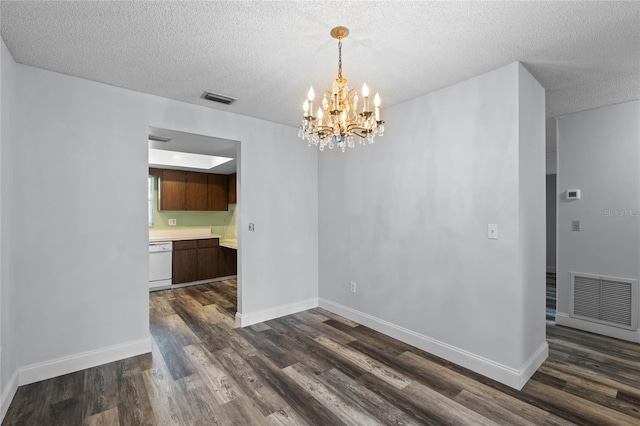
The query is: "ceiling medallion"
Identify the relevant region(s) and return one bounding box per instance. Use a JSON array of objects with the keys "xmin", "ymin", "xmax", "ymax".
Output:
[{"xmin": 298, "ymin": 26, "xmax": 384, "ymax": 152}]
